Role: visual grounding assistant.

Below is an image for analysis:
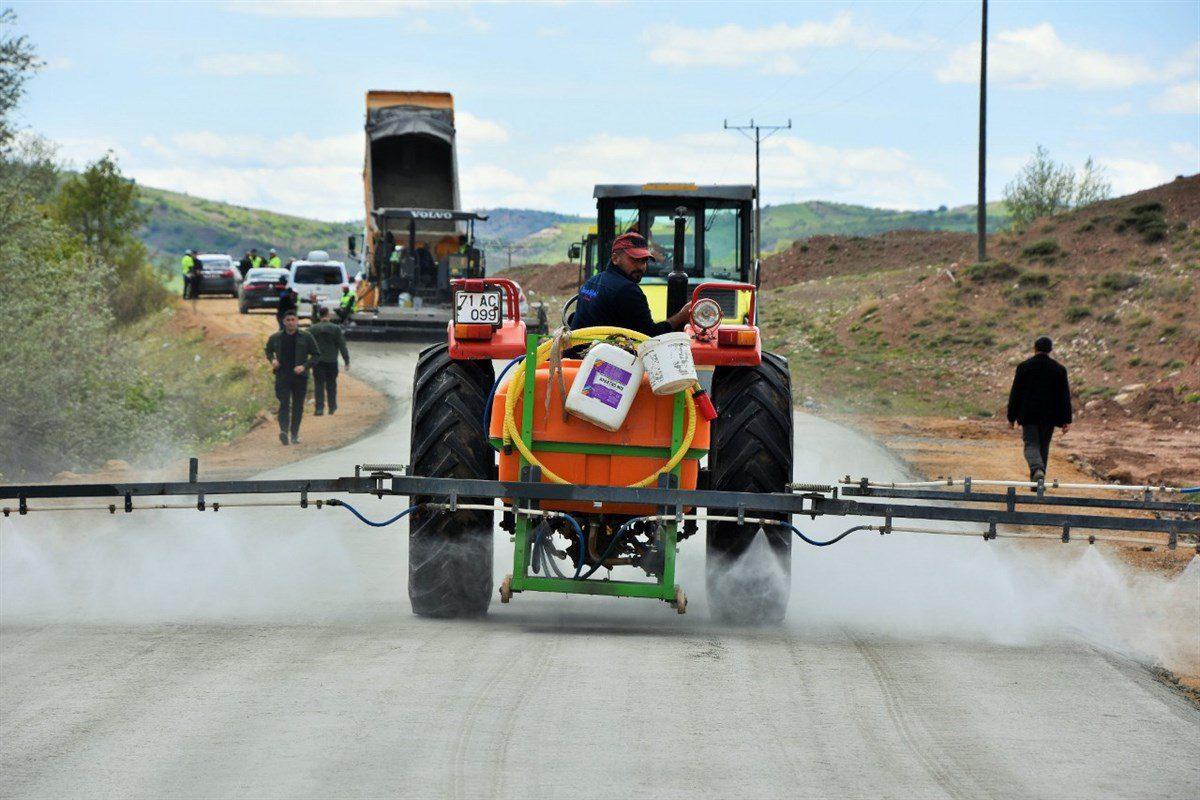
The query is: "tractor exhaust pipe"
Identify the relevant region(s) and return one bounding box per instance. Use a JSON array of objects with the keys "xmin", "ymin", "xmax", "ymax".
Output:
[{"xmin": 666, "ymin": 206, "xmax": 689, "ymax": 317}]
